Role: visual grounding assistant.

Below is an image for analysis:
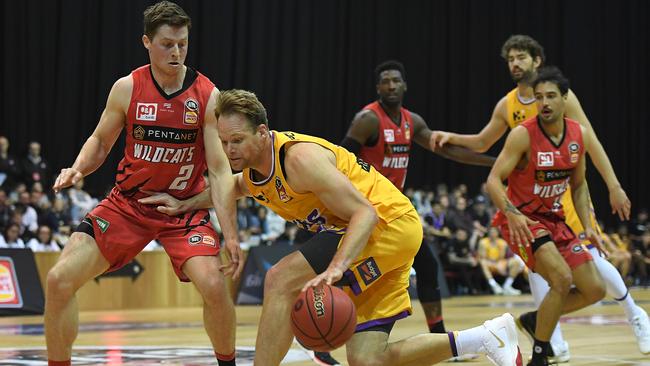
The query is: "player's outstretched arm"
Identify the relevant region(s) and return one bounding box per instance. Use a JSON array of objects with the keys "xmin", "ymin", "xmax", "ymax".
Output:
[
  {"xmin": 411, "ymin": 113, "xmax": 496, "ymax": 167},
  {"xmin": 486, "ymin": 127, "xmax": 537, "ymax": 247},
  {"xmin": 566, "ymin": 90, "xmax": 631, "ymax": 220},
  {"xmin": 138, "ymin": 173, "xmax": 251, "ymax": 215},
  {"xmin": 283, "ymin": 143, "xmax": 378, "ymax": 291},
  {"xmin": 204, "ymin": 88, "xmax": 243, "ymax": 278},
  {"xmin": 53, "ymin": 76, "xmax": 130, "ymax": 192},
  {"xmin": 431, "ymin": 97, "xmax": 509, "ymax": 153}
]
